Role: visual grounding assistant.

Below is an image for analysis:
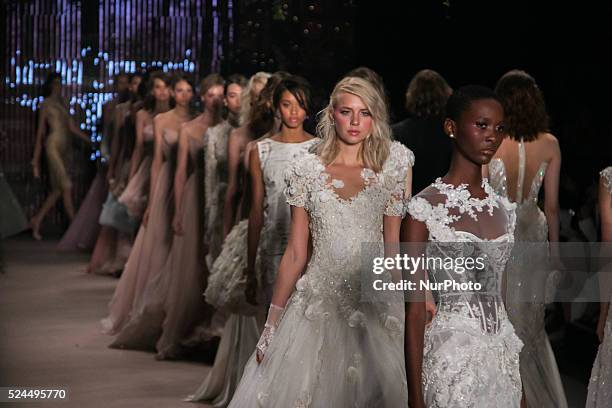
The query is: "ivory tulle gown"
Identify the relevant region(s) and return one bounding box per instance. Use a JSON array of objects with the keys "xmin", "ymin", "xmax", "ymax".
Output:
[{"xmin": 229, "ymin": 142, "xmax": 412, "ymax": 408}]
